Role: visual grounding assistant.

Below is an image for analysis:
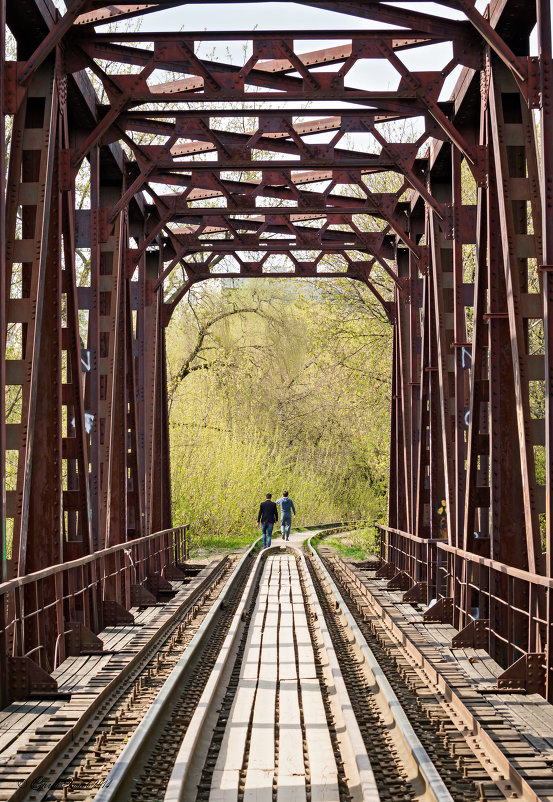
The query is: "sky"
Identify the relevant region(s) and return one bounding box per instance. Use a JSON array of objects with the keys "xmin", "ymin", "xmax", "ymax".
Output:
[
  {"xmin": 50, "ymin": 0, "xmax": 535, "ymax": 102},
  {"xmin": 94, "ymin": 1, "xmax": 493, "ymax": 102},
  {"xmin": 136, "ymin": 2, "xmax": 469, "ymax": 31}
]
